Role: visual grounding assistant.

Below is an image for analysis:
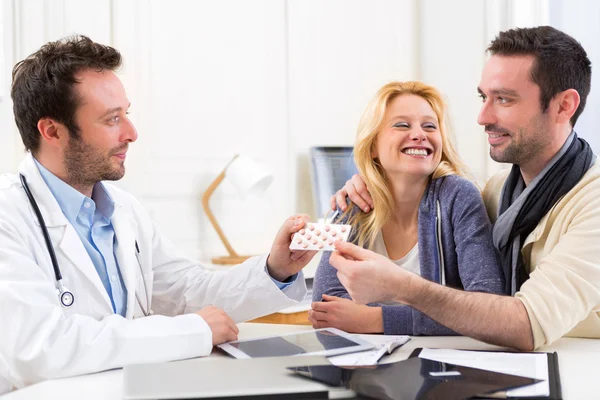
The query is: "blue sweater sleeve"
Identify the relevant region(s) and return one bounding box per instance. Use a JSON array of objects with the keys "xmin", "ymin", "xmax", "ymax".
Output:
[
  {"xmin": 381, "ymin": 305, "xmax": 457, "ymax": 335},
  {"xmin": 314, "ymin": 252, "xmax": 458, "ymax": 335},
  {"xmin": 448, "ymin": 179, "xmax": 505, "ymax": 294},
  {"xmin": 313, "ymin": 181, "xmax": 504, "ymax": 336},
  {"xmin": 312, "ymin": 251, "xmax": 351, "ymax": 302},
  {"xmin": 383, "ymin": 179, "xmax": 504, "ymax": 336}
]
